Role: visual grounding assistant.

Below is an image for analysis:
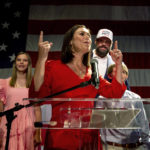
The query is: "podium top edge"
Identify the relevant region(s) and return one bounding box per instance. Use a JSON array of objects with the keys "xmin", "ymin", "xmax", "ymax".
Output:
[{"xmin": 23, "ymin": 98, "xmax": 150, "ymax": 102}]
